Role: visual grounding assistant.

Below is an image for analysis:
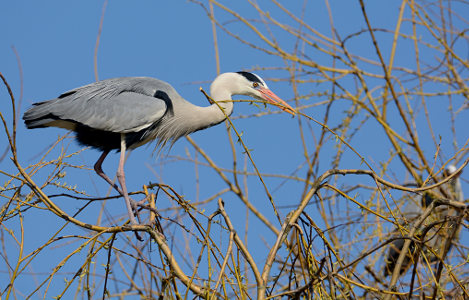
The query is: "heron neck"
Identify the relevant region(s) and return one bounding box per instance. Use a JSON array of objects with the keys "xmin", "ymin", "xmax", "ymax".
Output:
[
  {"xmin": 451, "ymin": 177, "xmax": 464, "ymax": 201},
  {"xmin": 171, "ymin": 86, "xmax": 233, "ymax": 137},
  {"xmin": 175, "ymin": 73, "xmax": 235, "ymax": 134},
  {"xmin": 209, "ymin": 87, "xmax": 234, "ymax": 121}
]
